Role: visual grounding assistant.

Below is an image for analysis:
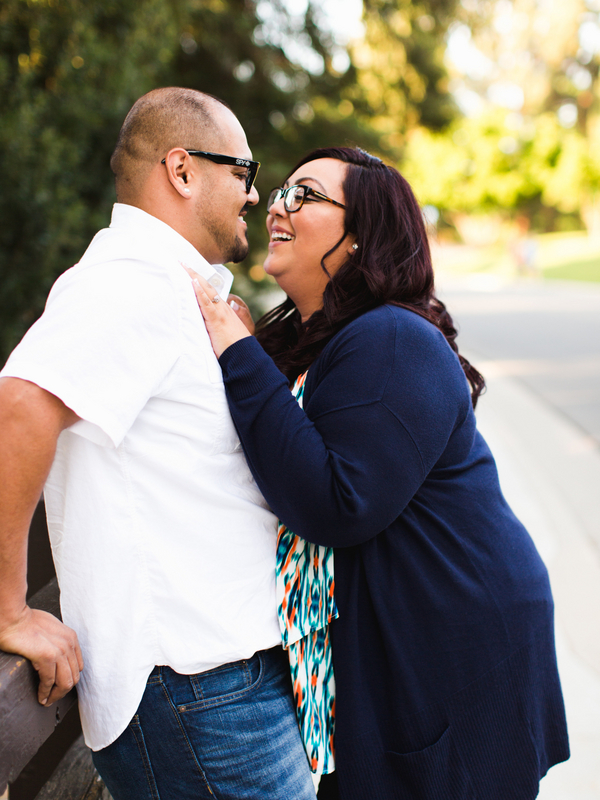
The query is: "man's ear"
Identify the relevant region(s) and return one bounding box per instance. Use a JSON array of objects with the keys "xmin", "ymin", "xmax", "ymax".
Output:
[{"xmin": 163, "ymin": 148, "xmax": 195, "ymax": 198}]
